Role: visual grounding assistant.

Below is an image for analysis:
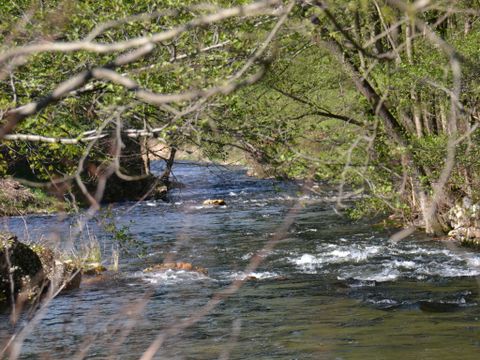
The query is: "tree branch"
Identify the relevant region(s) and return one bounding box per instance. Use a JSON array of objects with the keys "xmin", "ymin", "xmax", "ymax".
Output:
[
  {"xmin": 0, "ymin": 0, "xmax": 280, "ymax": 65},
  {"xmin": 270, "ymin": 85, "xmax": 364, "ymax": 126}
]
